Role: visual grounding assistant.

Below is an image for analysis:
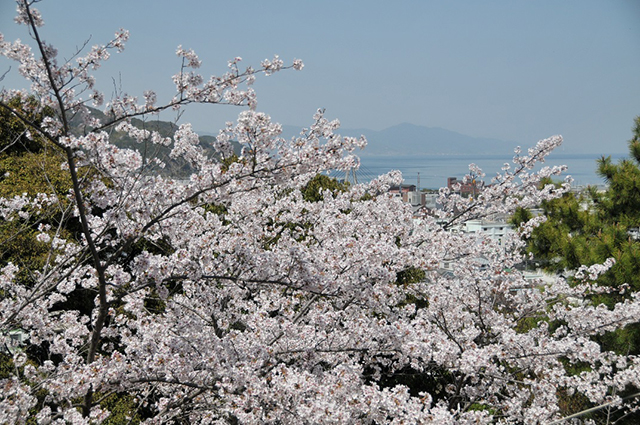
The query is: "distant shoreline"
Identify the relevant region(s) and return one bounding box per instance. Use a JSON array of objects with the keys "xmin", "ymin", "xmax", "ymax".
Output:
[{"xmin": 348, "ymin": 153, "xmax": 625, "ymax": 189}]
